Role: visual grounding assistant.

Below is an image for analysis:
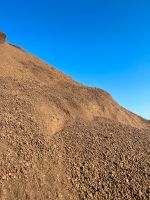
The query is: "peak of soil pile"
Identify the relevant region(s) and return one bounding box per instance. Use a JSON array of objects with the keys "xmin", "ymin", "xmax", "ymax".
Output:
[{"xmin": 0, "ymin": 38, "xmax": 149, "ymax": 200}]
